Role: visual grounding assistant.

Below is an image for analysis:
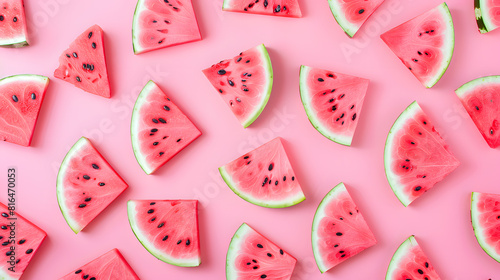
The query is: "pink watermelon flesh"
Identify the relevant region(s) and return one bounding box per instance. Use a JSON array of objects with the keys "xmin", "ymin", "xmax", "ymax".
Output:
[
  {"xmin": 59, "ymin": 248, "xmax": 140, "ymax": 280},
  {"xmin": 0, "ymin": 0, "xmax": 28, "ymax": 47},
  {"xmin": 471, "ymin": 192, "xmax": 500, "ymax": 262},
  {"xmin": 0, "ymin": 203, "xmax": 46, "ymax": 280},
  {"xmin": 57, "ymin": 137, "xmax": 128, "ymax": 233},
  {"xmin": 0, "ymin": 75, "xmax": 49, "ymax": 147},
  {"xmin": 54, "ymin": 25, "xmax": 110, "ymax": 98},
  {"xmin": 132, "ymin": 0, "xmax": 201, "ymax": 54},
  {"xmin": 222, "ymin": 0, "xmax": 302, "ymax": 17},
  {"xmin": 328, "ymin": 0, "xmax": 384, "ymax": 37}
]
